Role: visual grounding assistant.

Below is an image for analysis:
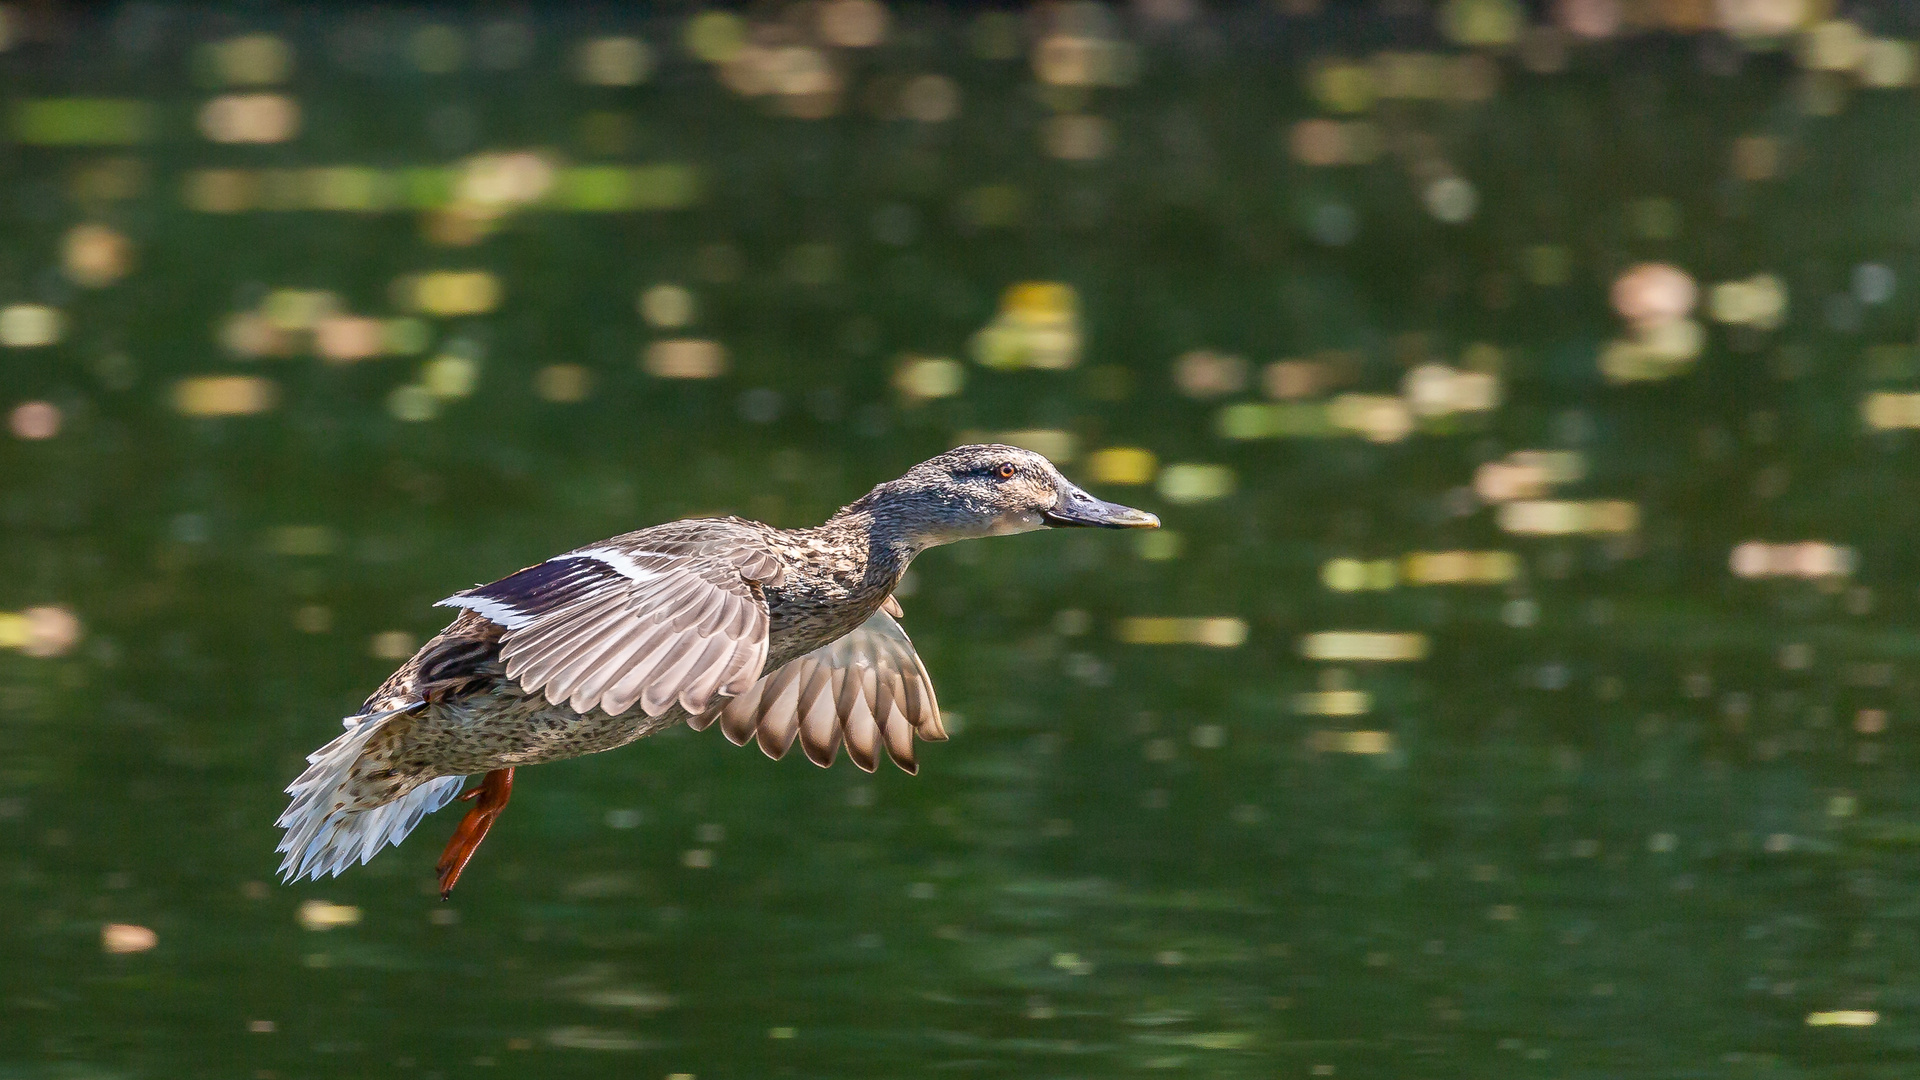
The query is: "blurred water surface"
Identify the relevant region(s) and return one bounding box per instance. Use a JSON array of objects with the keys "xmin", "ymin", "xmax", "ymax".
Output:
[{"xmin": 6, "ymin": 3, "xmax": 1920, "ymax": 1077}]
